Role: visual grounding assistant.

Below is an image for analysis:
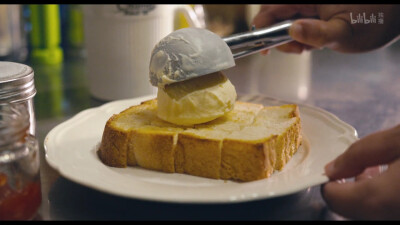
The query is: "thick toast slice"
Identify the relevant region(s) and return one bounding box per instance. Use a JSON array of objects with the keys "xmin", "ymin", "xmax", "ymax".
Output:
[{"xmin": 98, "ymin": 99, "xmax": 301, "ymax": 182}]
